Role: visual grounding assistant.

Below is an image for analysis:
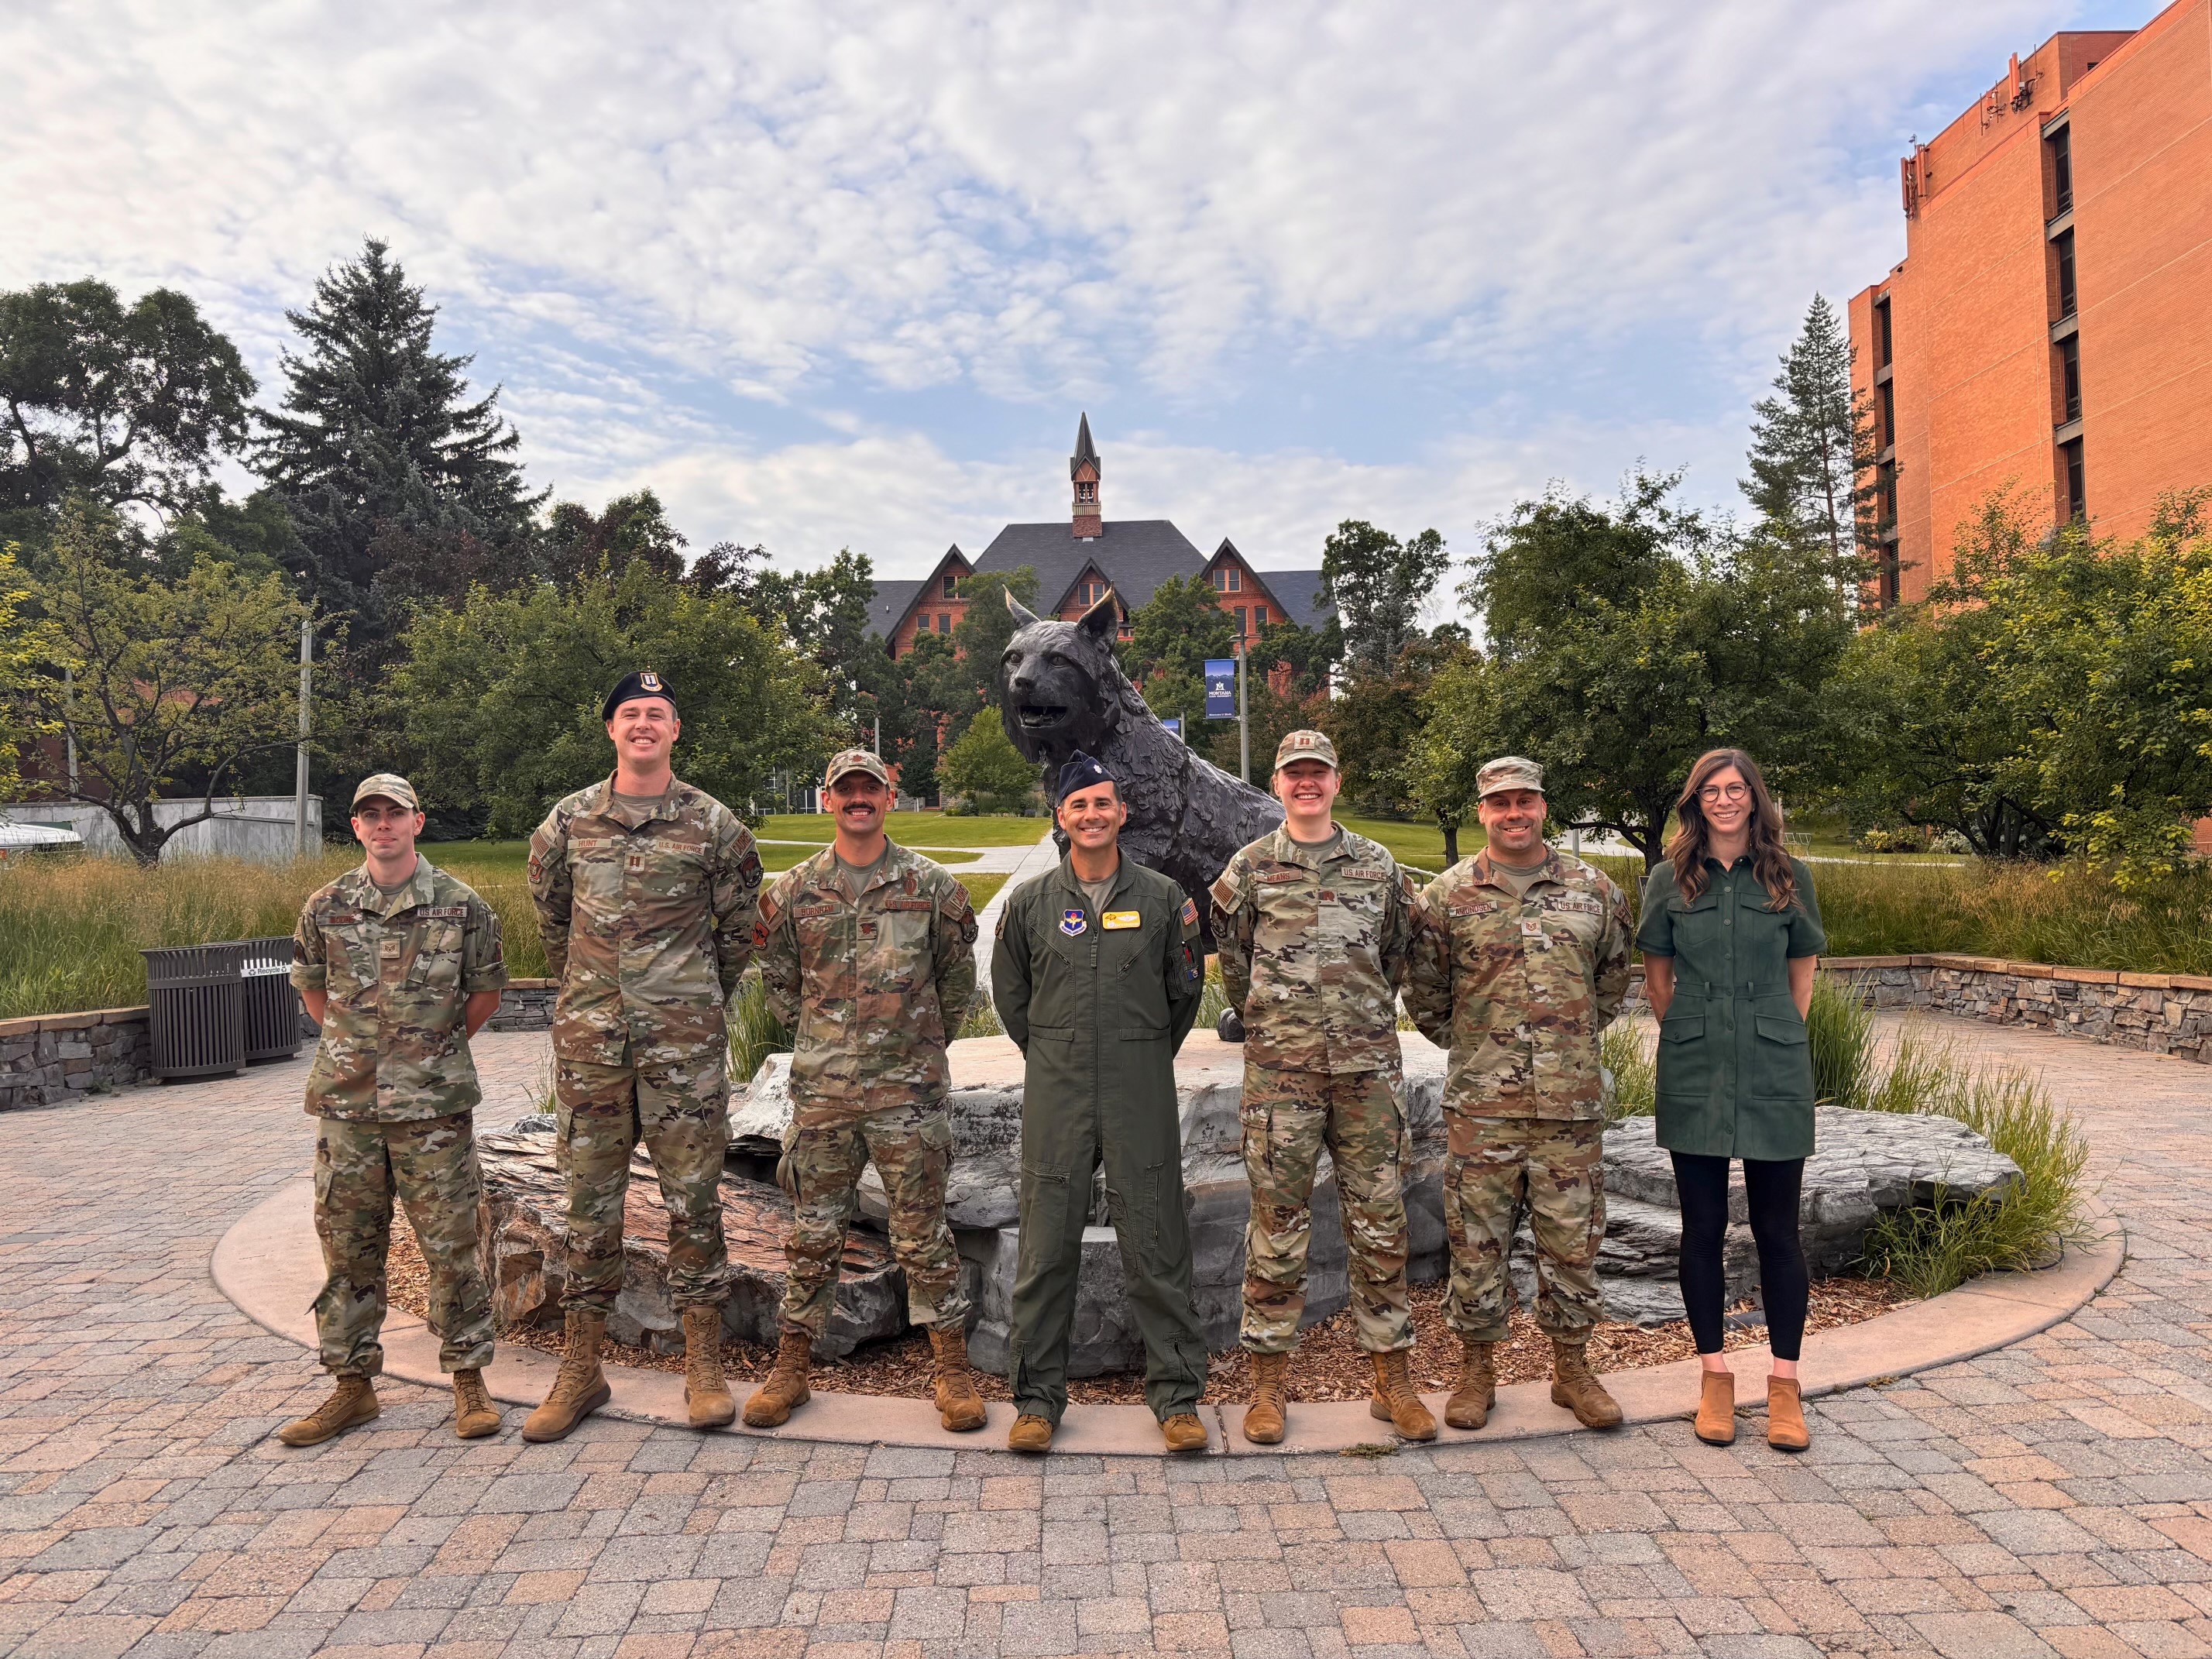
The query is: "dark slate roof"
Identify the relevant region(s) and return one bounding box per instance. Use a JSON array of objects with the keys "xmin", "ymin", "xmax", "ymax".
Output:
[
  {"xmin": 1251, "ymin": 568, "xmax": 1336, "ymax": 629},
  {"xmin": 1070, "ymin": 413, "xmax": 1100, "ymax": 478},
  {"xmin": 867, "ymin": 578, "xmax": 926, "ymax": 641},
  {"xmin": 973, "ymin": 519, "xmax": 1204, "ymax": 614}
]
